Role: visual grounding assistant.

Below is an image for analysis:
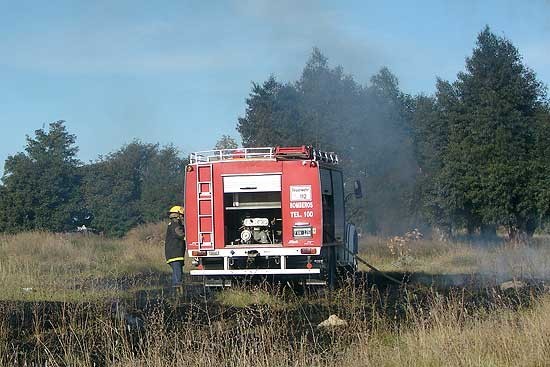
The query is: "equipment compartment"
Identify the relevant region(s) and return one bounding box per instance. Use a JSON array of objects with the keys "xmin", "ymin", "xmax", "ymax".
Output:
[{"xmin": 223, "ymin": 191, "xmax": 282, "ymax": 245}]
